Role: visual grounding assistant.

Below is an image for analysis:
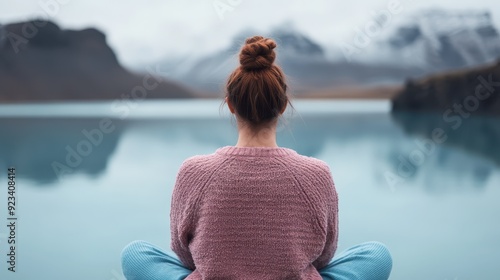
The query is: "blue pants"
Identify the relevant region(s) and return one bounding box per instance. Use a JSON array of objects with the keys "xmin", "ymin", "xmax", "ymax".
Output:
[{"xmin": 121, "ymin": 241, "xmax": 392, "ymax": 280}]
